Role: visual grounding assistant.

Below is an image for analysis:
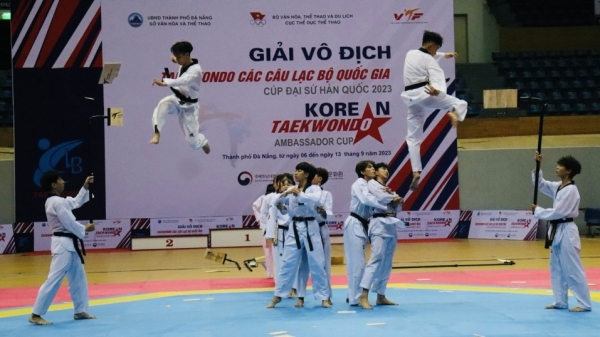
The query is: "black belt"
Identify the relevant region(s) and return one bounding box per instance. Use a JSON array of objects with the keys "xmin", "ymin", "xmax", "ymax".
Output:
[
  {"xmin": 404, "ymin": 81, "xmax": 428, "ymax": 91},
  {"xmin": 373, "ymin": 213, "xmax": 396, "ymax": 218},
  {"xmin": 53, "ymin": 232, "xmax": 86, "ymax": 264},
  {"xmin": 318, "ymin": 222, "xmax": 326, "ymax": 227},
  {"xmin": 170, "ymin": 88, "xmax": 198, "ymax": 105},
  {"xmin": 292, "ymin": 217, "xmax": 315, "ymax": 251},
  {"xmin": 549, "ymin": 218, "xmax": 573, "ymax": 225},
  {"xmin": 545, "ymin": 218, "xmax": 574, "ymax": 249},
  {"xmin": 350, "ymin": 212, "xmax": 370, "ymax": 236},
  {"xmin": 277, "ymin": 225, "xmax": 288, "ymax": 248}
]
